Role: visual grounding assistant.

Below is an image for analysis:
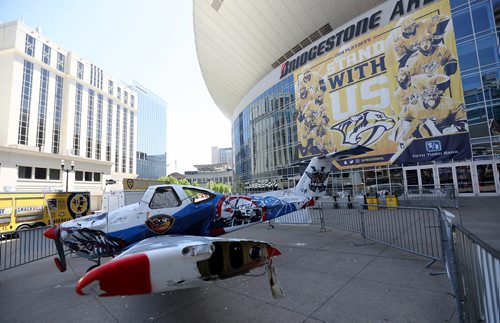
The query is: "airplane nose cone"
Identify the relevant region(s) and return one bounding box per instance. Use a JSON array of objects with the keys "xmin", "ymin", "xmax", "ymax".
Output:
[
  {"xmin": 76, "ymin": 253, "xmax": 152, "ymax": 296},
  {"xmin": 43, "ymin": 226, "xmax": 59, "ymax": 240}
]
